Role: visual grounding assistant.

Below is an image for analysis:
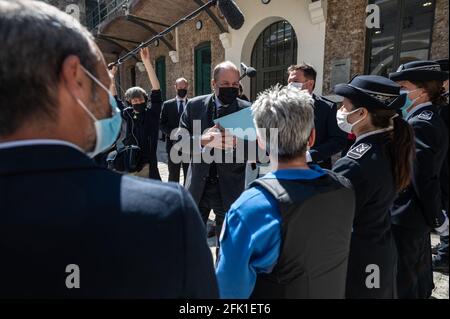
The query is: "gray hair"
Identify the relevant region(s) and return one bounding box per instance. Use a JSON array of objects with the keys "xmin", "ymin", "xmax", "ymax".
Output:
[
  {"xmin": 213, "ymin": 61, "xmax": 240, "ymax": 82},
  {"xmin": 0, "ymin": 0, "xmax": 99, "ymax": 136},
  {"xmin": 252, "ymin": 85, "xmax": 315, "ymax": 159},
  {"xmin": 125, "ymin": 87, "xmax": 147, "ymax": 102}
]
